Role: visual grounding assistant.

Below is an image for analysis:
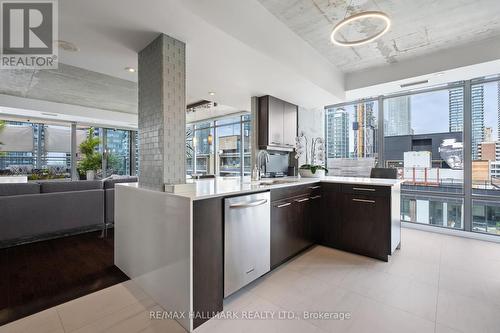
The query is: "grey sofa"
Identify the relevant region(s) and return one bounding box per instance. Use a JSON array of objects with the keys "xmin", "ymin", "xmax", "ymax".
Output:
[
  {"xmin": 0, "ymin": 181, "xmax": 104, "ymax": 247},
  {"xmin": 103, "ymin": 176, "xmax": 138, "ymax": 225}
]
